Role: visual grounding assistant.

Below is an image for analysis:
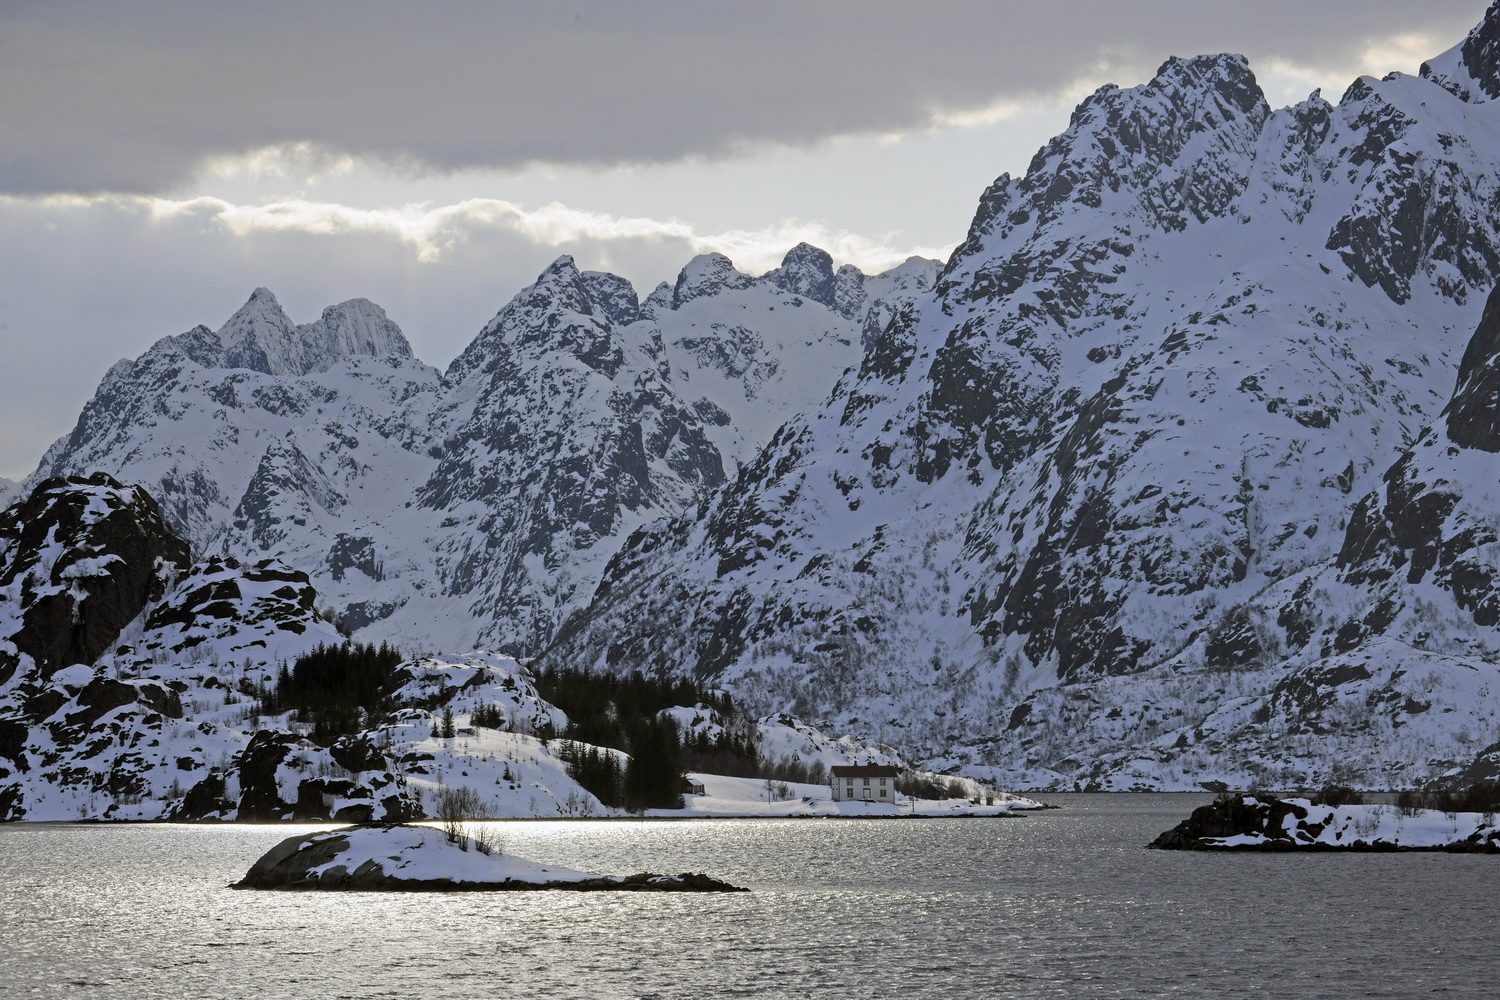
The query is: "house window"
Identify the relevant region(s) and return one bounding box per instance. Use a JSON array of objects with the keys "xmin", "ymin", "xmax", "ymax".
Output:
[
  {"xmin": 863, "ymin": 777, "xmax": 870, "ymax": 786},
  {"xmin": 880, "ymin": 789, "xmax": 887, "ymax": 798},
  {"xmin": 879, "ymin": 778, "xmax": 887, "ymax": 786}
]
